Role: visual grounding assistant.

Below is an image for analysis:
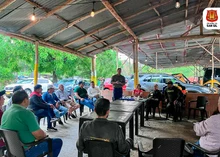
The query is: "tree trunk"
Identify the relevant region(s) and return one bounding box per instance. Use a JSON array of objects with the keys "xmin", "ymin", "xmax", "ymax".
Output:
[{"xmin": 52, "ymin": 70, "xmax": 58, "ymax": 83}]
